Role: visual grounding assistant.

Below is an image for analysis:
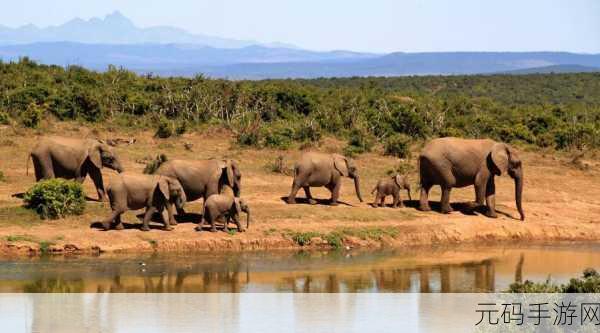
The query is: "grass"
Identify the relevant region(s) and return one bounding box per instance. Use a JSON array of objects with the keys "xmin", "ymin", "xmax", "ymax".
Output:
[
  {"xmin": 285, "ymin": 226, "xmax": 400, "ymax": 249},
  {"xmin": 4, "ymin": 234, "xmax": 59, "ymax": 253},
  {"xmin": 0, "ymin": 206, "xmax": 44, "ymax": 227},
  {"xmin": 5, "ymin": 234, "xmax": 37, "ymax": 243}
]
